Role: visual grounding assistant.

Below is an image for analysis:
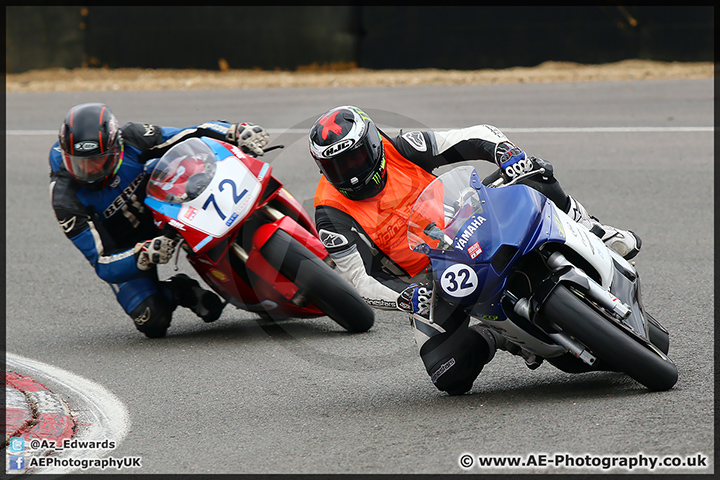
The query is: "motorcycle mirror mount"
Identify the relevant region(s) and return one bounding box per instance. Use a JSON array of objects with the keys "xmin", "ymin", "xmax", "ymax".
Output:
[{"xmin": 470, "ymin": 168, "xmax": 483, "ymax": 189}]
